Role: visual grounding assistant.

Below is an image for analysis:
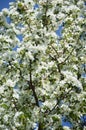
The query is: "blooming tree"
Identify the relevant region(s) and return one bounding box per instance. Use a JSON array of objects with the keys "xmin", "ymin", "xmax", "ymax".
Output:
[{"xmin": 0, "ymin": 0, "xmax": 86, "ymax": 129}]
